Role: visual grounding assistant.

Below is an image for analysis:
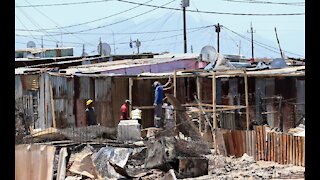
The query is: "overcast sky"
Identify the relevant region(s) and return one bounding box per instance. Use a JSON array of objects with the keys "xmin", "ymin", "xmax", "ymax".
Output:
[{"xmin": 15, "ymin": 0, "xmax": 305, "ymax": 58}]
